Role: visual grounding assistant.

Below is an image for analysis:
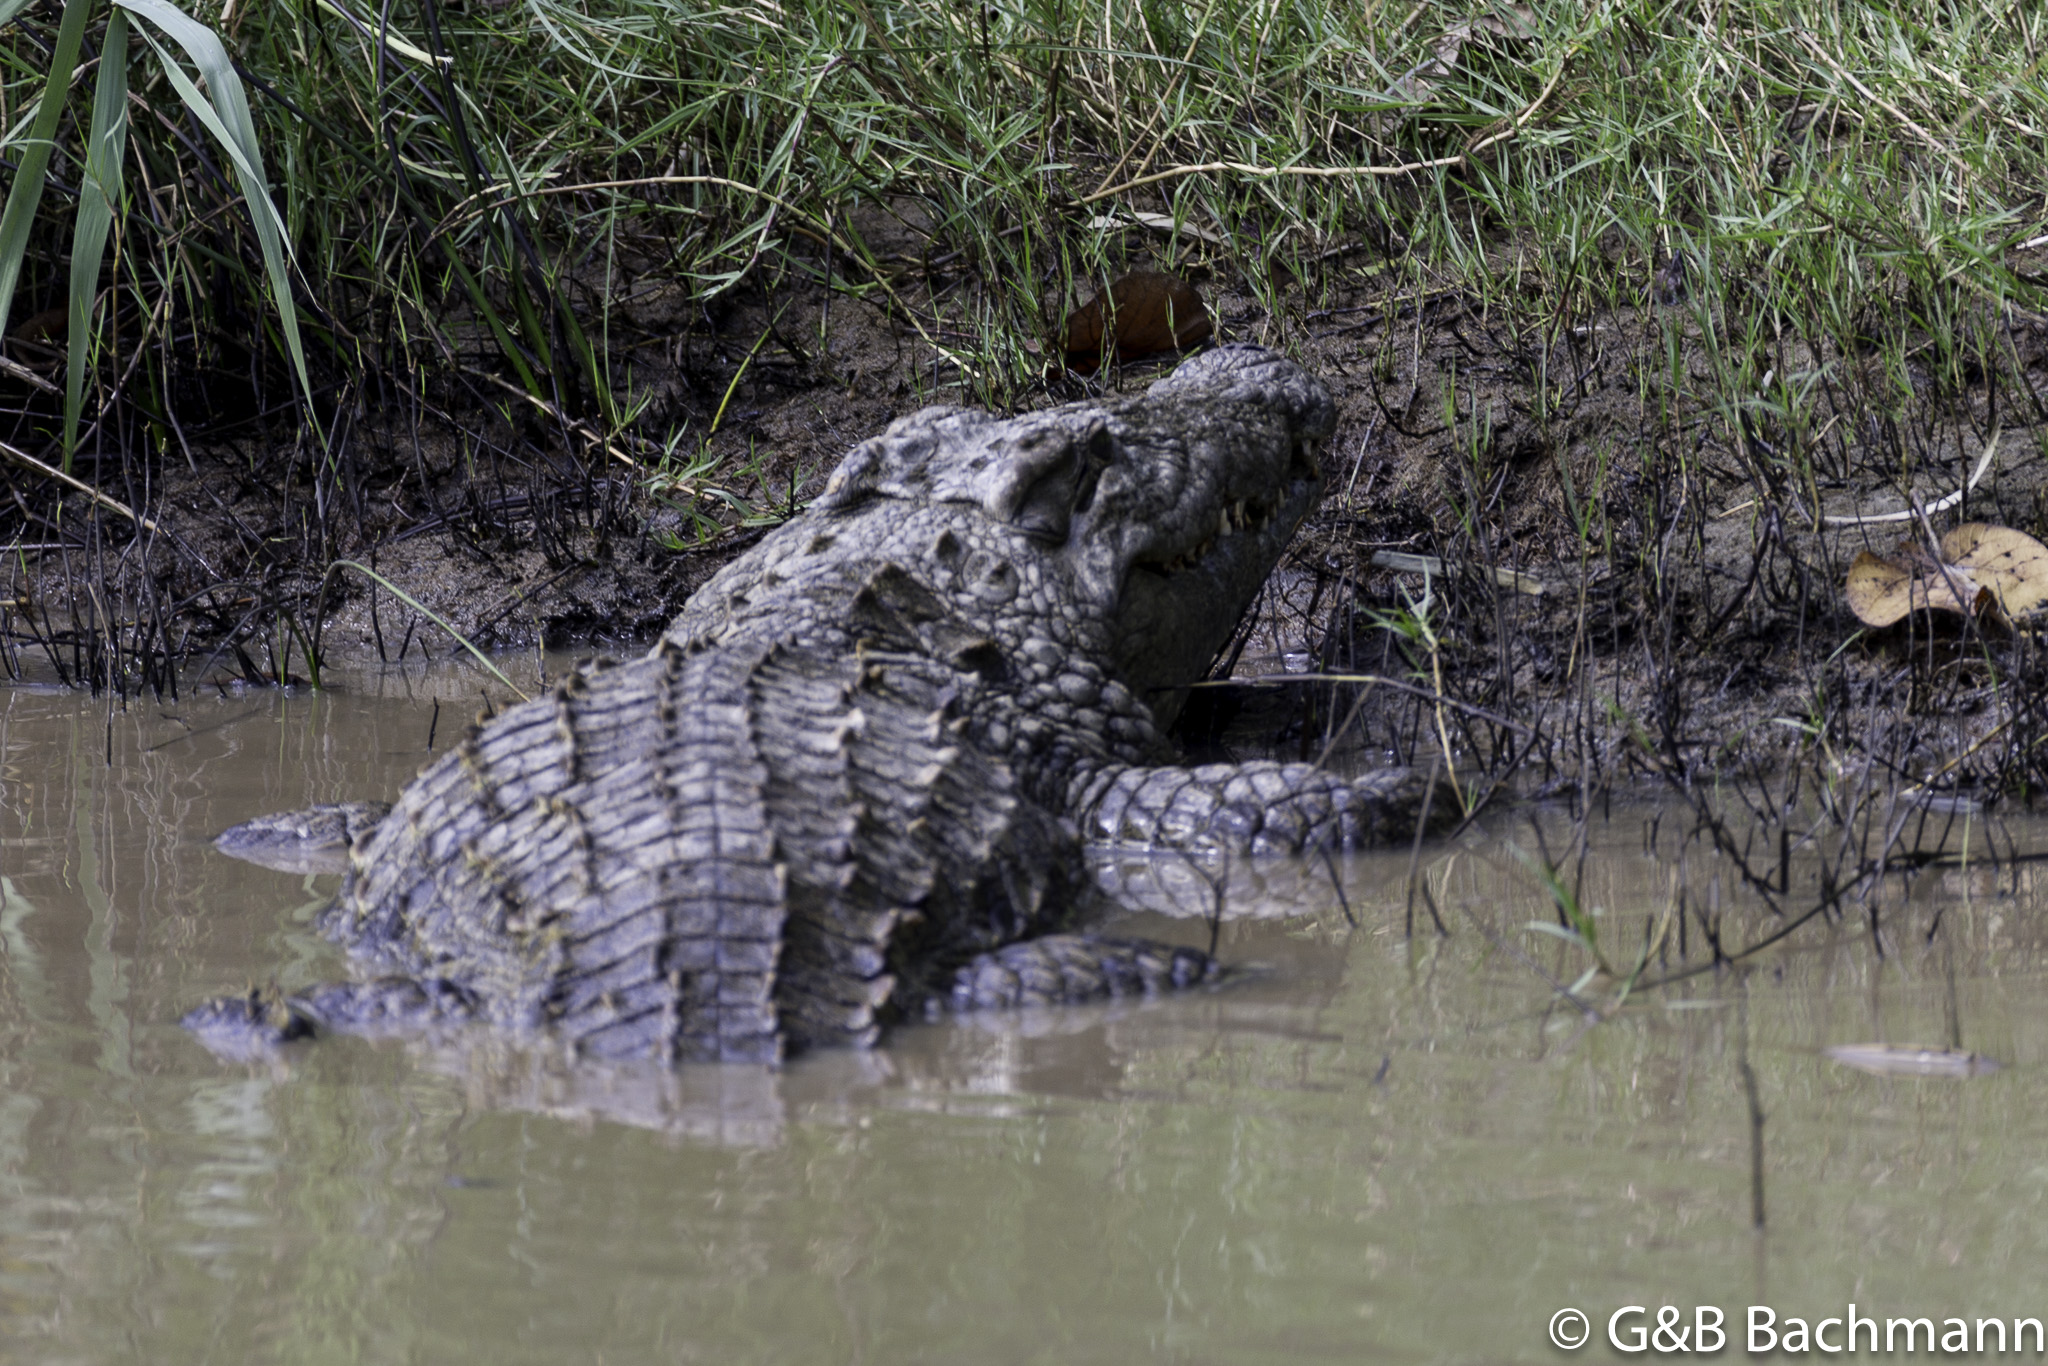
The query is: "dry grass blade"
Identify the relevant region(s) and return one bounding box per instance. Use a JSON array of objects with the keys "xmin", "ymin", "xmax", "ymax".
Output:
[
  {"xmin": 1822, "ymin": 1044, "xmax": 2001, "ymax": 1078},
  {"xmin": 0, "ymin": 439, "xmax": 159, "ymax": 532}
]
